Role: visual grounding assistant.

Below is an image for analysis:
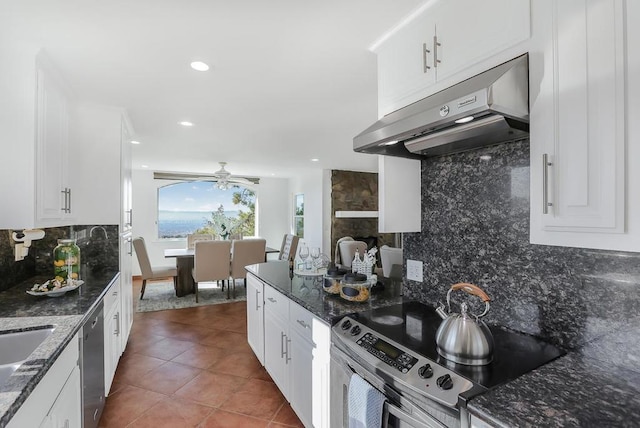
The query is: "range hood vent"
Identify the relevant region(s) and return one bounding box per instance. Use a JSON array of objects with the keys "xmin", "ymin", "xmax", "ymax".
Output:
[{"xmin": 354, "ymin": 54, "xmax": 529, "ymax": 158}]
